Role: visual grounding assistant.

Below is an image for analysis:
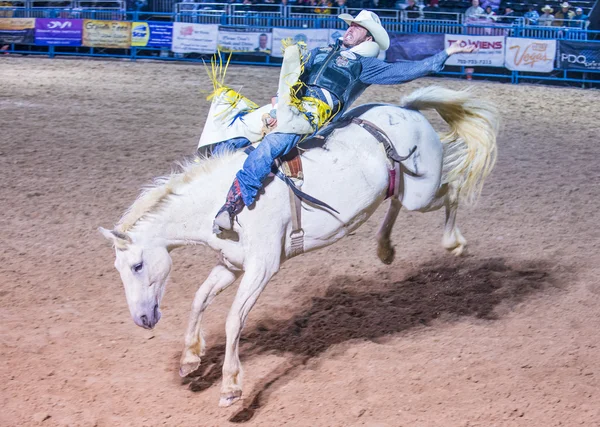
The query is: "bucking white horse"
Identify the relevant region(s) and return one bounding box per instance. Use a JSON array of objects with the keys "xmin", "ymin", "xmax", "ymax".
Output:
[{"xmin": 99, "ymin": 84, "xmax": 499, "ymax": 407}]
